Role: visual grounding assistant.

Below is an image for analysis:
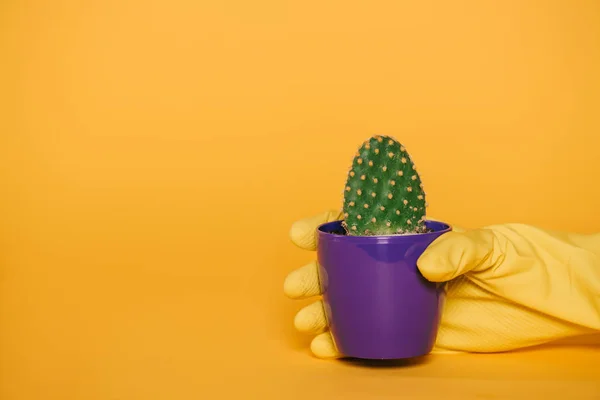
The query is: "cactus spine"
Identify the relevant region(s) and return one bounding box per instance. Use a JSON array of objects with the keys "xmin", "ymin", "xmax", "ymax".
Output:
[{"xmin": 342, "ymin": 135, "xmax": 427, "ymax": 236}]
